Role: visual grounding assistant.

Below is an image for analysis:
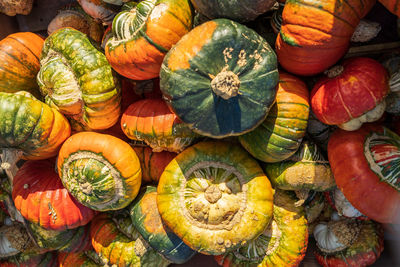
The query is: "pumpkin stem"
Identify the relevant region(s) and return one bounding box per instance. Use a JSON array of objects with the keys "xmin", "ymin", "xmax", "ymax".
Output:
[
  {"xmin": 211, "ymin": 70, "xmax": 240, "ymax": 100},
  {"xmin": 0, "ymin": 149, "xmax": 23, "ymax": 184},
  {"xmin": 324, "ymin": 65, "xmax": 344, "ymax": 78},
  {"xmin": 294, "ymin": 189, "xmax": 309, "ymax": 207},
  {"xmin": 328, "ymin": 219, "xmax": 361, "ymax": 249}
]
